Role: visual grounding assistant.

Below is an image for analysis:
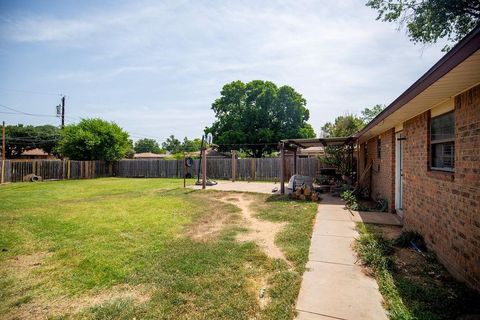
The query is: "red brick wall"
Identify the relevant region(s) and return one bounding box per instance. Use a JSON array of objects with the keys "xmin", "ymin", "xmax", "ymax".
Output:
[
  {"xmin": 357, "ymin": 129, "xmax": 396, "ymax": 212},
  {"xmin": 370, "ymin": 129, "xmax": 396, "ymax": 212},
  {"xmin": 403, "ymin": 84, "xmax": 480, "ymax": 290}
]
